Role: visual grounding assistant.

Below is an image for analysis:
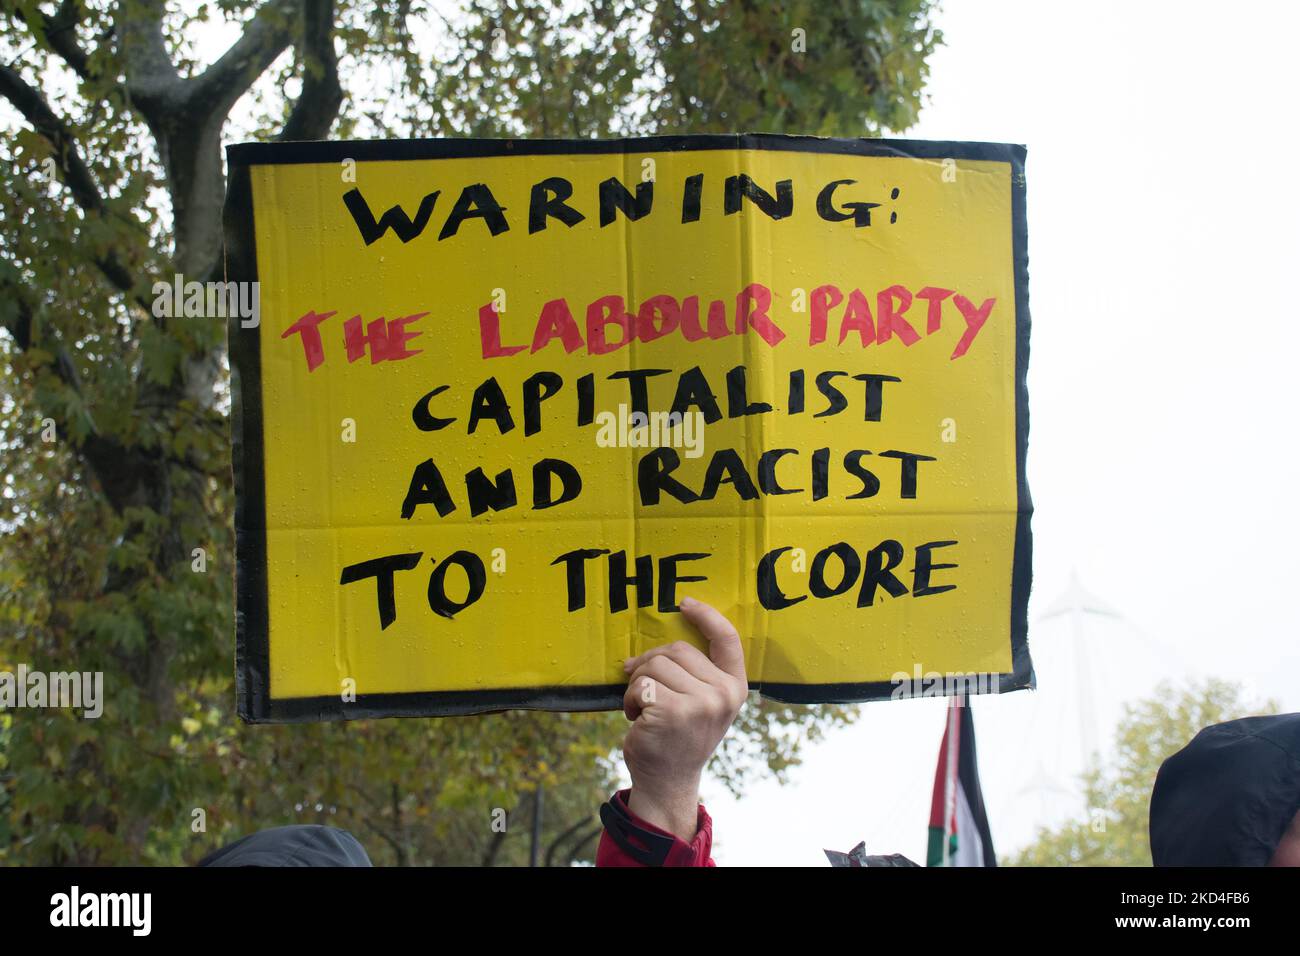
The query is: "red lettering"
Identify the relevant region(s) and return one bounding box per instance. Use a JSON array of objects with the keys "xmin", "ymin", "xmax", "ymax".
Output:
[
  {"xmin": 951, "ymin": 295, "xmax": 995, "ymax": 359},
  {"xmin": 384, "ymin": 312, "xmax": 426, "ymax": 360},
  {"xmin": 809, "ymin": 284, "xmax": 842, "ymax": 346},
  {"xmin": 478, "ymin": 302, "xmax": 526, "ymax": 359},
  {"xmin": 875, "ymin": 285, "xmax": 919, "ymax": 346},
  {"xmin": 531, "ymin": 299, "xmax": 584, "ymax": 354},
  {"xmin": 586, "ymin": 295, "xmax": 635, "ymax": 355},
  {"xmin": 281, "ymin": 310, "xmax": 336, "ymax": 371},
  {"xmin": 736, "ymin": 283, "xmax": 785, "ymax": 346},
  {"xmin": 838, "ymin": 289, "xmax": 876, "ymax": 346},
  {"xmin": 343, "ymin": 315, "xmax": 390, "ymax": 364},
  {"xmin": 636, "ymin": 295, "xmax": 682, "ymax": 343},
  {"xmin": 915, "ymin": 286, "xmax": 954, "ymax": 334}
]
